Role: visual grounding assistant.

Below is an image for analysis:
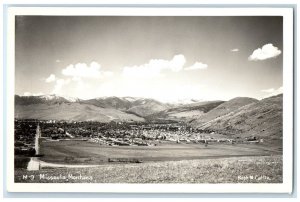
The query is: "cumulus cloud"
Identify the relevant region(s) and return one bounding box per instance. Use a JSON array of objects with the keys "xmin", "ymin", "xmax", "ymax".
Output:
[
  {"xmin": 23, "ymin": 92, "xmax": 43, "ymax": 96},
  {"xmin": 101, "ymin": 71, "xmax": 114, "ymax": 77},
  {"xmin": 261, "ymin": 88, "xmax": 275, "ymax": 93},
  {"xmin": 52, "ymin": 79, "xmax": 71, "ymax": 94},
  {"xmin": 122, "ymin": 54, "xmax": 186, "ymax": 78},
  {"xmin": 261, "ymin": 86, "xmax": 283, "ymax": 98},
  {"xmin": 230, "ymin": 48, "xmax": 239, "ymax": 52},
  {"xmin": 184, "ymin": 62, "xmax": 208, "ymax": 71},
  {"xmin": 62, "ymin": 62, "xmax": 113, "ymax": 79},
  {"xmin": 42, "ymin": 61, "xmax": 113, "ymax": 96},
  {"xmin": 45, "ymin": 74, "xmax": 56, "ymax": 83},
  {"xmin": 248, "ymin": 44, "xmax": 281, "ymax": 61}
]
